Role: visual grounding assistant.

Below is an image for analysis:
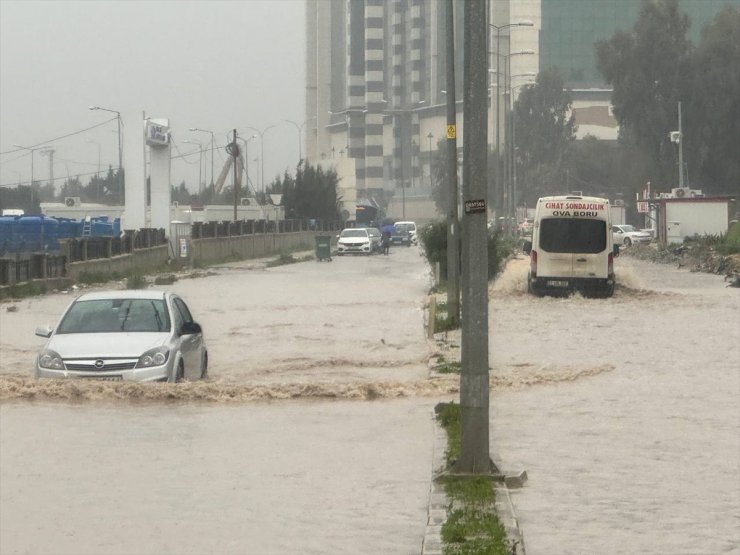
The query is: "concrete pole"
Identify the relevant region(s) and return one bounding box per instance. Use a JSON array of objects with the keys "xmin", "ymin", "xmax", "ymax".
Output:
[
  {"xmin": 445, "ymin": 0, "xmax": 460, "ymax": 325},
  {"xmin": 678, "ymin": 101, "xmax": 684, "ymax": 189},
  {"xmin": 458, "ymin": 0, "xmax": 491, "ymax": 474}
]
